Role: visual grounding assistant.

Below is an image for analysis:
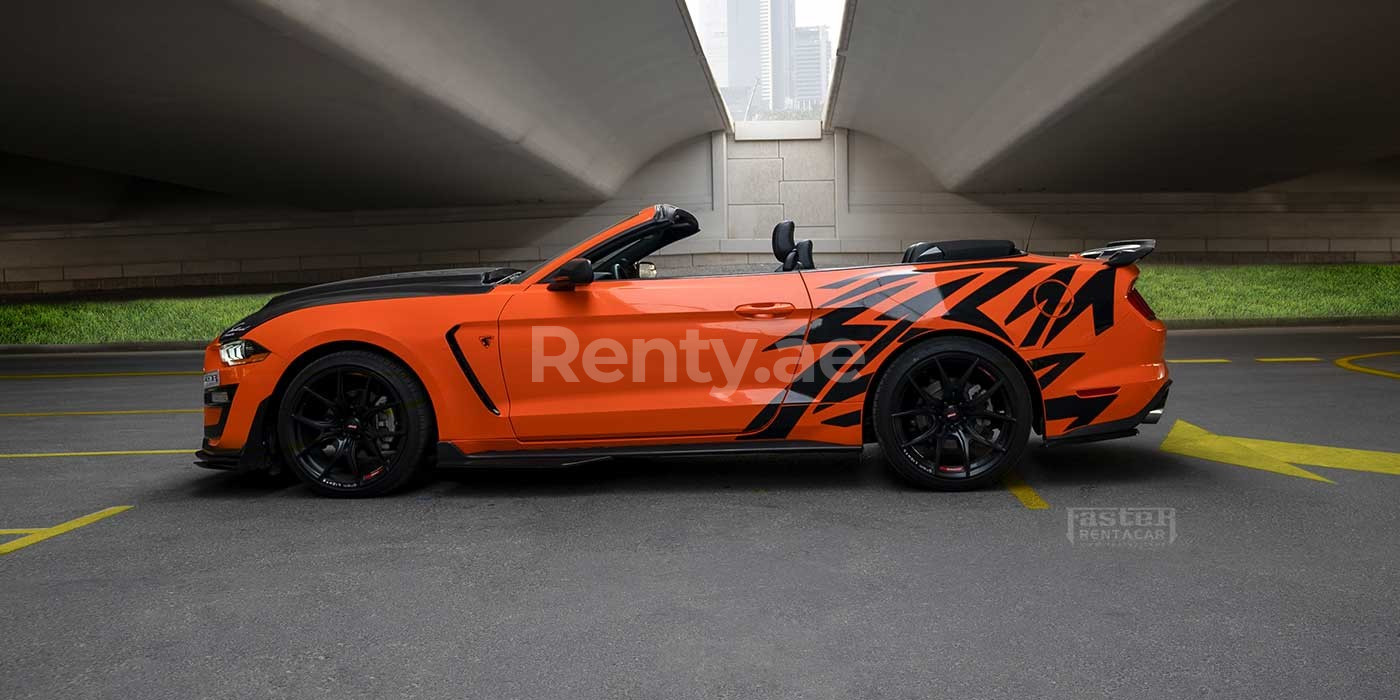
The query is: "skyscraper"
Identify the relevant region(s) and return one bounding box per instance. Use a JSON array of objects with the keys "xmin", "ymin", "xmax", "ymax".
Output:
[
  {"xmin": 724, "ymin": 0, "xmax": 795, "ymax": 113},
  {"xmin": 767, "ymin": 0, "xmax": 796, "ymax": 111},
  {"xmin": 693, "ymin": 0, "xmax": 729, "ymax": 88},
  {"xmin": 792, "ymin": 25, "xmax": 832, "ymax": 111},
  {"xmin": 726, "ymin": 0, "xmax": 761, "ymax": 99}
]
